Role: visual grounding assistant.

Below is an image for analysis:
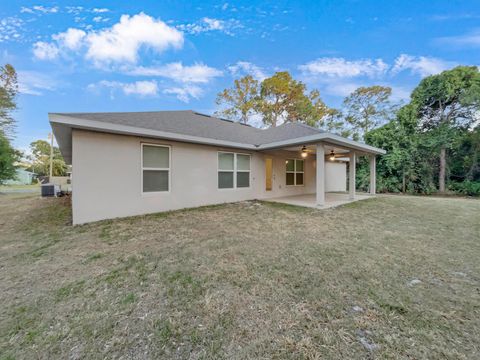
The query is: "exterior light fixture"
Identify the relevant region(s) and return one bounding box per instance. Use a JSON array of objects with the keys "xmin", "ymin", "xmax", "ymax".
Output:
[
  {"xmin": 301, "ymin": 146, "xmax": 308, "ymax": 158},
  {"xmin": 329, "ymin": 150, "xmax": 335, "ymax": 161}
]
